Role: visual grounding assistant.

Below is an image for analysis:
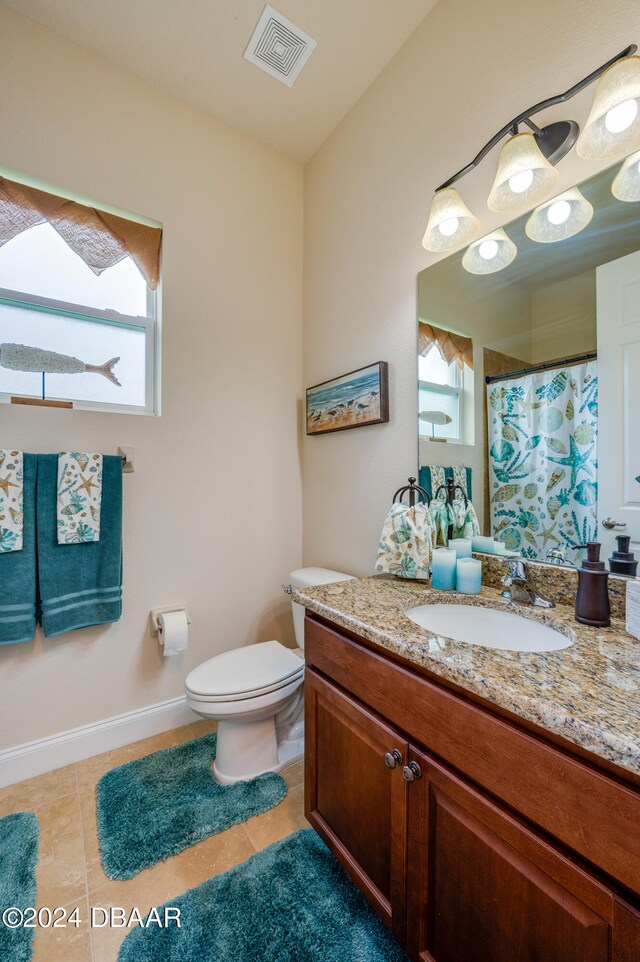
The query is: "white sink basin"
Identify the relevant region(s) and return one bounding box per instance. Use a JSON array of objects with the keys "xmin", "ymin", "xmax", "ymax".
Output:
[{"xmin": 404, "ymin": 604, "xmax": 572, "ymax": 653}]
